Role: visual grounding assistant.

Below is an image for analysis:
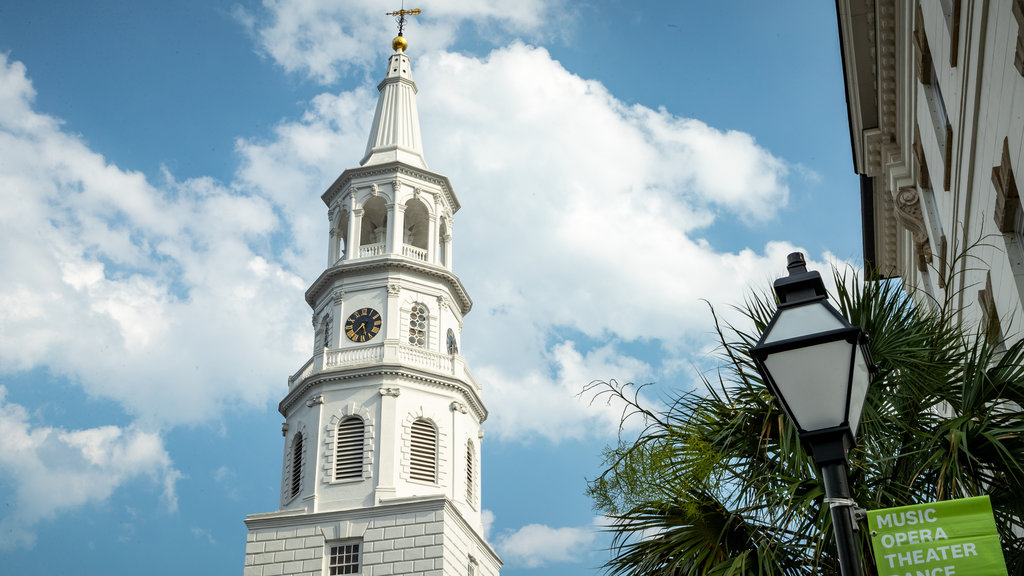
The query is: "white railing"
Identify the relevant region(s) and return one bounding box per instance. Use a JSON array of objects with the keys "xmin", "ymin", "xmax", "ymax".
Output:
[
  {"xmin": 359, "ymin": 242, "xmax": 385, "ymax": 258},
  {"xmin": 288, "ymin": 357, "xmax": 315, "ymax": 389},
  {"xmin": 316, "ymin": 342, "xmax": 456, "ymax": 376},
  {"xmin": 398, "ymin": 345, "xmax": 454, "ymax": 373},
  {"xmin": 324, "ymin": 344, "xmax": 385, "ymax": 369},
  {"xmin": 402, "ymin": 244, "xmax": 428, "ymax": 262}
]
